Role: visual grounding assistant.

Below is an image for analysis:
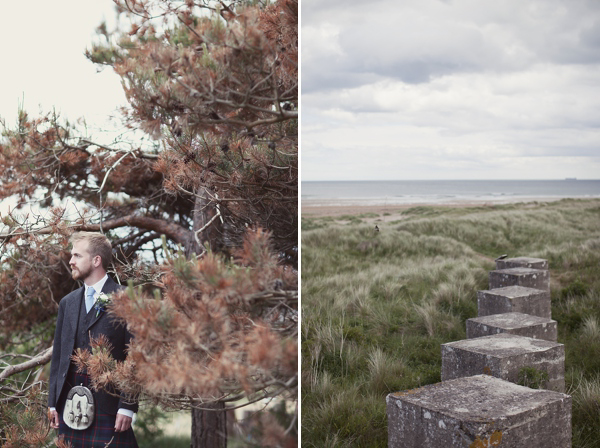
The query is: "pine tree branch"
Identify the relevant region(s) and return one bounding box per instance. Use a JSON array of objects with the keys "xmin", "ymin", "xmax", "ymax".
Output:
[
  {"xmin": 79, "ymin": 140, "xmax": 159, "ymax": 159},
  {"xmin": 0, "ymin": 347, "xmax": 53, "ymax": 381},
  {"xmin": 246, "ymin": 290, "xmax": 298, "ymax": 305},
  {"xmin": 82, "ymin": 215, "xmax": 191, "ymax": 245},
  {"xmin": 0, "ymin": 215, "xmax": 191, "ymax": 246}
]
